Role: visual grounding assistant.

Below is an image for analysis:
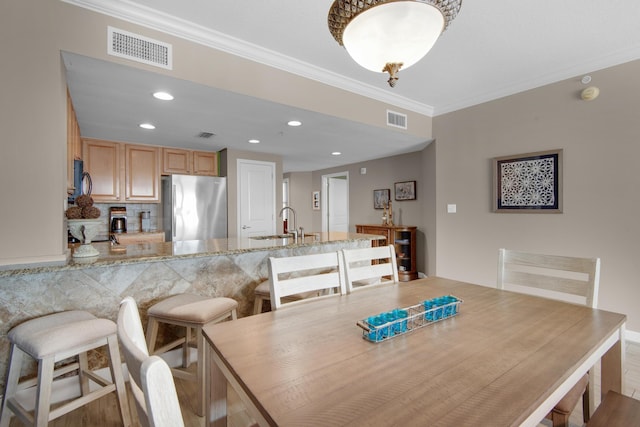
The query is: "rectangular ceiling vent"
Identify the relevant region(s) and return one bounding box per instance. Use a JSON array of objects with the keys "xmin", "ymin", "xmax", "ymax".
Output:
[
  {"xmin": 198, "ymin": 132, "xmax": 215, "ymax": 139},
  {"xmin": 108, "ymin": 26, "xmax": 172, "ymax": 70},
  {"xmin": 387, "ymin": 110, "xmax": 408, "ymax": 130}
]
